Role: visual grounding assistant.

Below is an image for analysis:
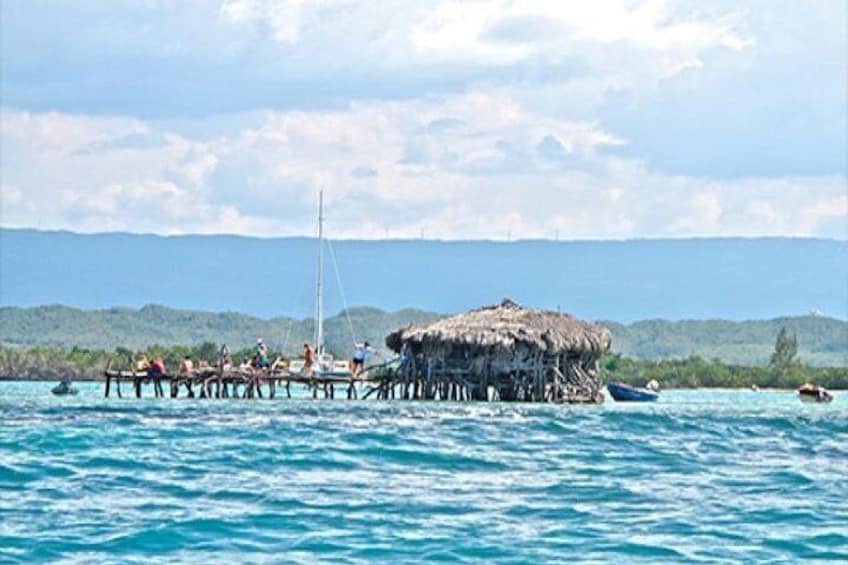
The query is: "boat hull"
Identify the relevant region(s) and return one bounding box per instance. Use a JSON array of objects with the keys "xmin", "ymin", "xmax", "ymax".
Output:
[
  {"xmin": 798, "ymin": 392, "xmax": 833, "ymax": 404},
  {"xmin": 797, "ymin": 384, "xmax": 834, "ymax": 404},
  {"xmin": 607, "ymin": 382, "xmax": 659, "ymax": 402}
]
